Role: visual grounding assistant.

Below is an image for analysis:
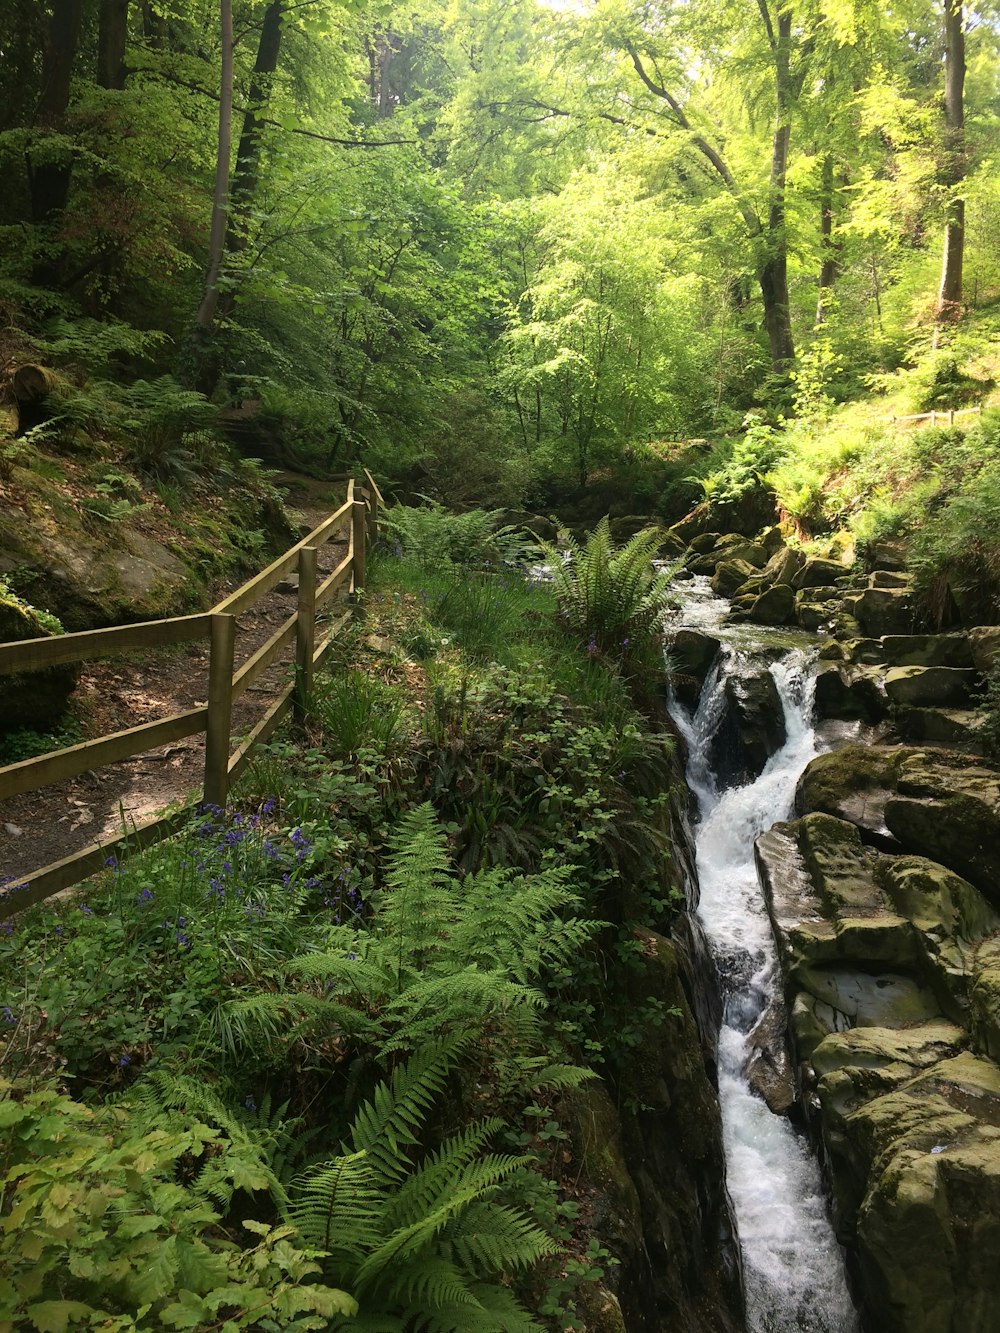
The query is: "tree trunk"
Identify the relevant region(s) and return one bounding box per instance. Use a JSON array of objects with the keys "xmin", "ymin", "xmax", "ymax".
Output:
[
  {"xmin": 194, "ymin": 0, "xmax": 234, "ymax": 336},
  {"xmin": 762, "ymin": 9, "xmax": 795, "ymax": 370},
  {"xmin": 98, "ymin": 0, "xmax": 129, "ymax": 89},
  {"xmin": 815, "ymin": 154, "xmax": 840, "ymax": 326},
  {"xmin": 216, "ymin": 0, "xmax": 284, "ymax": 325},
  {"xmin": 29, "ymin": 0, "xmax": 84, "ymax": 228},
  {"xmin": 935, "ymin": 0, "xmax": 965, "ymax": 327}
]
